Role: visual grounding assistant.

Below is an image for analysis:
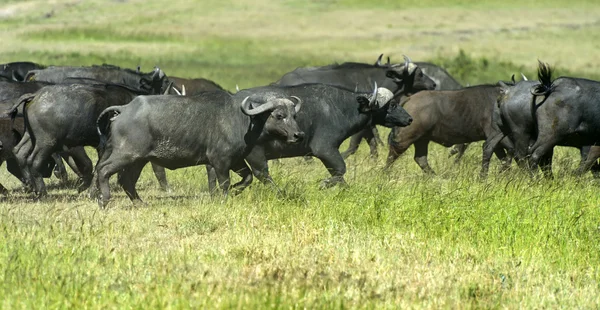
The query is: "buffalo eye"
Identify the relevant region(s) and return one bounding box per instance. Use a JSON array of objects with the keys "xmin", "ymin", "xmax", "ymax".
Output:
[{"xmin": 274, "ymin": 113, "xmax": 284, "ymax": 120}]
